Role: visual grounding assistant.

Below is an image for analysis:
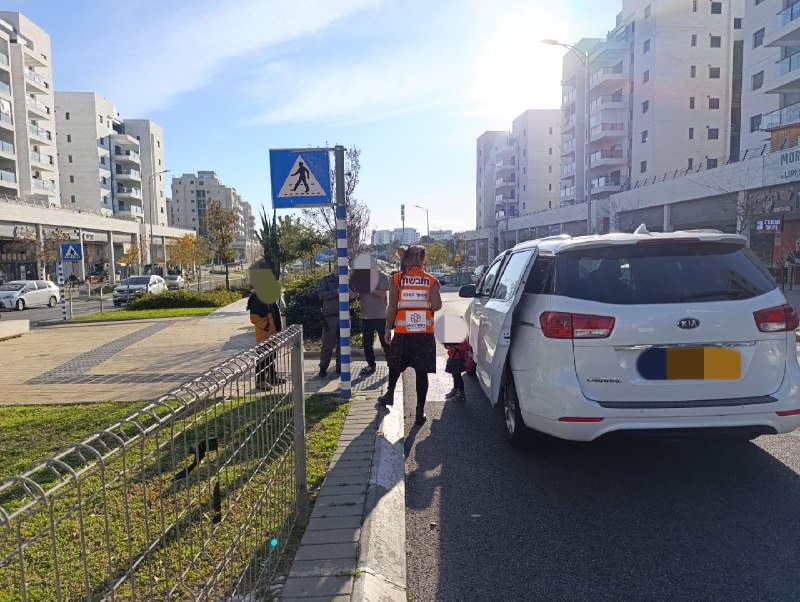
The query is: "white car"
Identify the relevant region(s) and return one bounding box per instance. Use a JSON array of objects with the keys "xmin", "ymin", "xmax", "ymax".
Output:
[
  {"xmin": 460, "ymin": 225, "xmax": 800, "ymax": 447},
  {"xmin": 165, "ymin": 274, "xmax": 187, "ymax": 290},
  {"xmin": 0, "ymin": 280, "xmax": 60, "ymax": 311},
  {"xmin": 113, "ymin": 275, "xmax": 166, "ymax": 306}
]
